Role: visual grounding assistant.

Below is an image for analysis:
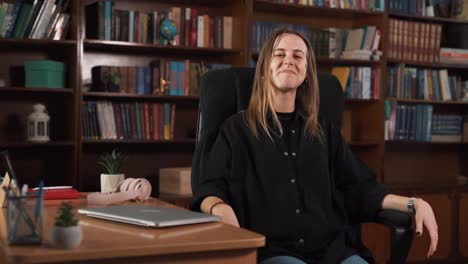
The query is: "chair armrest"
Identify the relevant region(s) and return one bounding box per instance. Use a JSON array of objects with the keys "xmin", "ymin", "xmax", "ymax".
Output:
[{"xmin": 375, "ymin": 209, "xmax": 414, "ymax": 264}]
